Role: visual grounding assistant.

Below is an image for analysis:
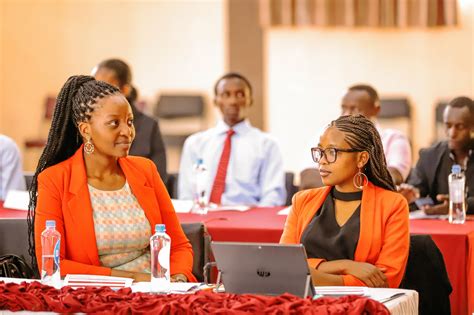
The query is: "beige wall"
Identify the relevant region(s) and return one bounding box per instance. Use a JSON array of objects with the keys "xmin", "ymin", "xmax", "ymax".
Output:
[
  {"xmin": 266, "ymin": 2, "xmax": 474, "ymax": 176},
  {"xmin": 0, "ymin": 0, "xmax": 225, "ymax": 171}
]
